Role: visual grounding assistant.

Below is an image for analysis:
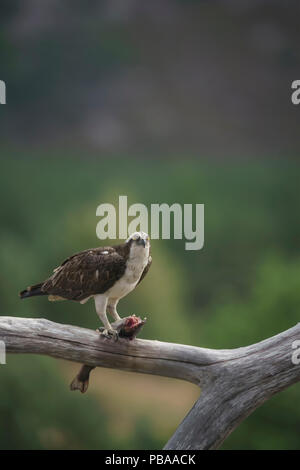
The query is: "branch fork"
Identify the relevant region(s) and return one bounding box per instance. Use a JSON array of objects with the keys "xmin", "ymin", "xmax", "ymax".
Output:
[{"xmin": 1, "ymin": 316, "xmax": 300, "ymax": 449}]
